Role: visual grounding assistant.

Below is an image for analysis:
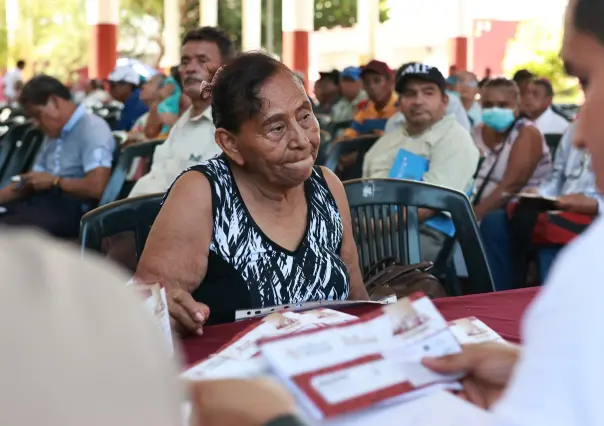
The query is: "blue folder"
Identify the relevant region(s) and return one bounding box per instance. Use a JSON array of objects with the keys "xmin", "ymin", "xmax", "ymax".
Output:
[{"xmin": 388, "ymin": 149, "xmax": 456, "ymax": 237}]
